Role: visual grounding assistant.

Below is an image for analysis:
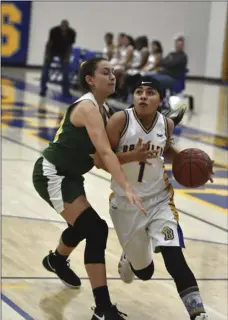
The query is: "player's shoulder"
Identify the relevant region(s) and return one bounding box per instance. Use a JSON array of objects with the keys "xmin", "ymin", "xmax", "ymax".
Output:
[
  {"xmin": 166, "ymin": 117, "xmax": 174, "ymax": 129},
  {"xmin": 158, "ymin": 111, "xmax": 174, "ymax": 127},
  {"xmin": 107, "ymin": 110, "xmax": 128, "ymax": 133},
  {"xmin": 76, "ymin": 99, "xmax": 98, "ymax": 115},
  {"xmin": 109, "ymin": 110, "xmax": 126, "ymax": 122},
  {"xmin": 68, "ymin": 98, "xmax": 97, "ymax": 120},
  {"xmin": 162, "ymin": 115, "xmax": 174, "ymax": 137}
]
